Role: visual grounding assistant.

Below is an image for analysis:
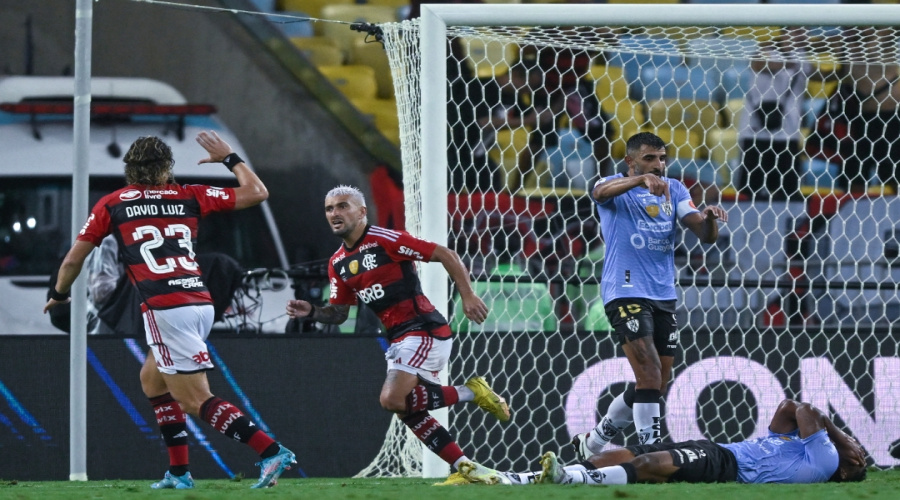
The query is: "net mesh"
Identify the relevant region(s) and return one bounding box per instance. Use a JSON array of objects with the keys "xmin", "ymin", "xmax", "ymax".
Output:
[{"xmin": 362, "ymin": 18, "xmax": 900, "ymax": 477}]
